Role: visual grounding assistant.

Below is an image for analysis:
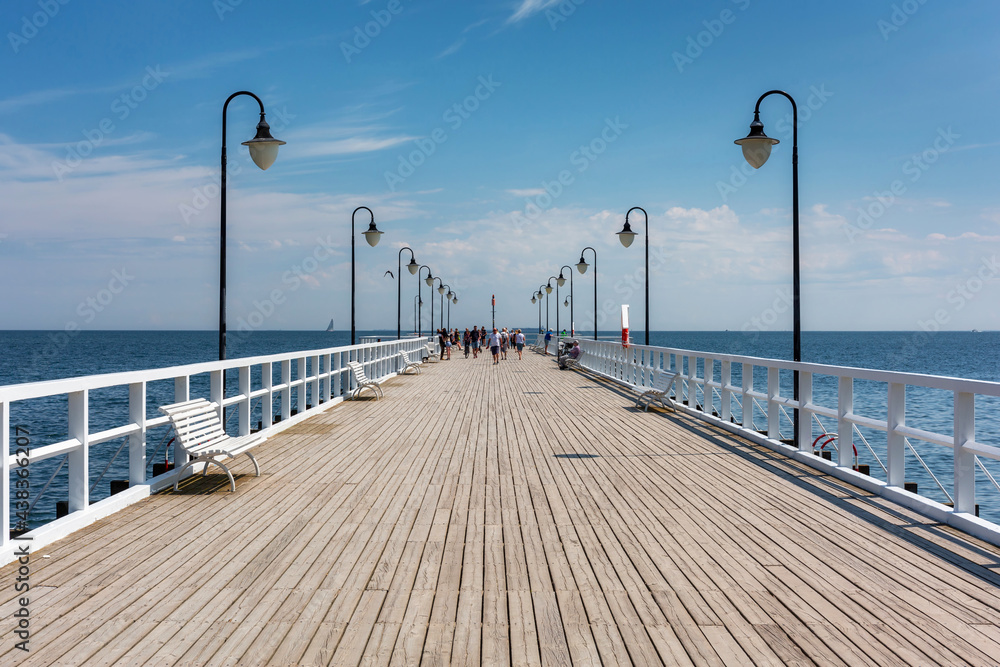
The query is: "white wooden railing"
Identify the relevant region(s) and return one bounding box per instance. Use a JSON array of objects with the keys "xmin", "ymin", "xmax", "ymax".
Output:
[
  {"xmin": 1, "ymin": 337, "xmax": 433, "ymax": 563},
  {"xmin": 576, "ymin": 338, "xmax": 1000, "ymax": 546}
]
